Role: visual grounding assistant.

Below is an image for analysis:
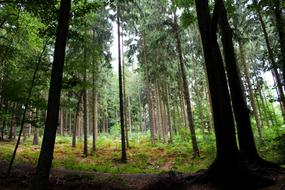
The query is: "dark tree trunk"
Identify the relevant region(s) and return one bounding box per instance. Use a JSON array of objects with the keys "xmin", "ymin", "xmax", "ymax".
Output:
[
  {"xmin": 117, "ymin": 4, "xmax": 127, "ymax": 163},
  {"xmin": 173, "ymin": 9, "xmax": 199, "ymax": 157},
  {"xmin": 195, "ymin": 0, "xmax": 245, "ymax": 187},
  {"xmin": 122, "ymin": 35, "xmax": 129, "ymax": 148},
  {"xmin": 216, "ymin": 0, "xmax": 264, "ymax": 163},
  {"xmin": 32, "ymin": 1, "xmax": 71, "ymax": 189}
]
